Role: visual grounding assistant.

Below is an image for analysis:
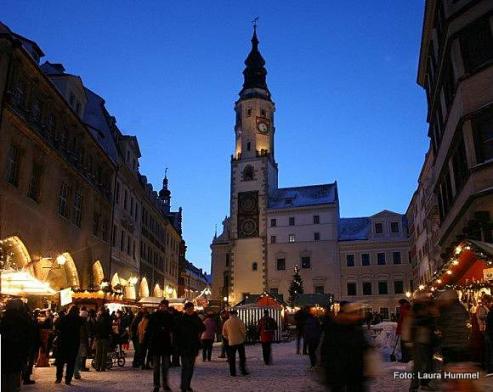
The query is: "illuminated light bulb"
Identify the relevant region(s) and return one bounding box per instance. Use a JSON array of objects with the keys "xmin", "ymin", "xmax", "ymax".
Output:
[
  {"xmin": 405, "ymin": 291, "xmax": 411, "ymax": 298},
  {"xmin": 431, "ymin": 287, "xmax": 435, "ymax": 291},
  {"xmin": 447, "ymin": 270, "xmax": 452, "ymax": 275},
  {"xmin": 419, "ymin": 284, "xmax": 425, "ymax": 290},
  {"xmin": 437, "ymin": 279, "xmax": 442, "ymax": 284},
  {"xmin": 455, "ymin": 246, "xmax": 462, "ymax": 255},
  {"xmin": 452, "ymin": 260, "xmax": 459, "ymax": 266},
  {"xmin": 56, "ymin": 254, "xmax": 67, "ymax": 266}
]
